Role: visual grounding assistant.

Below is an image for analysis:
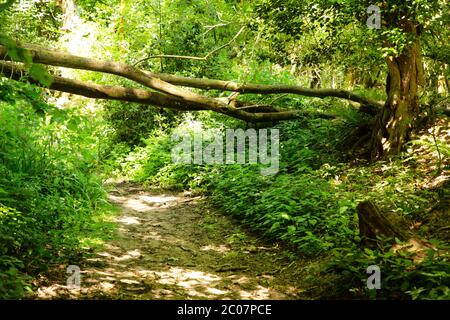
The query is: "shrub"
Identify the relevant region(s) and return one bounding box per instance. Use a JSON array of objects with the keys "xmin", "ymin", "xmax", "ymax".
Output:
[
  {"xmin": 0, "ymin": 79, "xmax": 108, "ymax": 298},
  {"xmin": 317, "ymin": 241, "xmax": 450, "ymax": 300}
]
